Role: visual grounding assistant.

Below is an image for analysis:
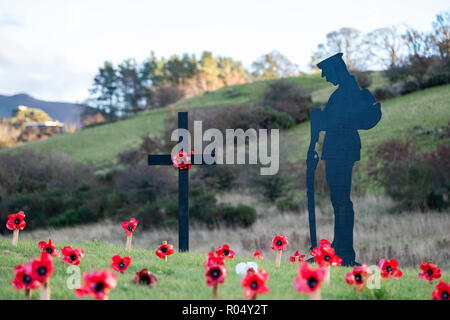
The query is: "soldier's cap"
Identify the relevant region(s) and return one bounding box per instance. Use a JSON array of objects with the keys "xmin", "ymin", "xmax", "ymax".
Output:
[{"xmin": 317, "ymin": 53, "xmax": 344, "ymax": 69}]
